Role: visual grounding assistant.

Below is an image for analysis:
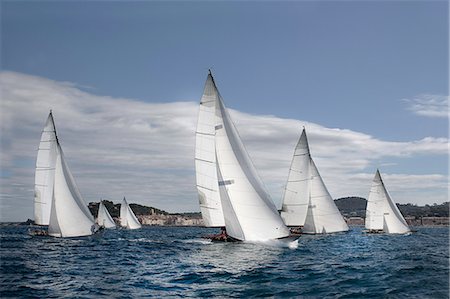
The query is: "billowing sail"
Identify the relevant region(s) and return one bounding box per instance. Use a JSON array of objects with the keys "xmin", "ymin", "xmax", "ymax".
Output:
[
  {"xmin": 212, "ymin": 73, "xmax": 290, "ymax": 241},
  {"xmin": 48, "ymin": 143, "xmax": 97, "ymax": 237},
  {"xmin": 120, "ymin": 197, "xmax": 142, "ymax": 229},
  {"xmin": 195, "ymin": 74, "xmax": 225, "ymax": 227},
  {"xmin": 281, "ymin": 128, "xmax": 348, "ymax": 234},
  {"xmin": 280, "ymin": 129, "xmax": 310, "ymax": 226},
  {"xmin": 302, "ymin": 159, "xmax": 349, "ymax": 234},
  {"xmin": 34, "ymin": 111, "xmax": 58, "ymax": 225},
  {"xmin": 96, "ymin": 201, "xmax": 116, "ymax": 228},
  {"xmin": 365, "ymin": 170, "xmax": 410, "ymax": 234}
]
